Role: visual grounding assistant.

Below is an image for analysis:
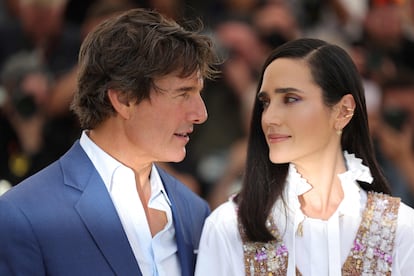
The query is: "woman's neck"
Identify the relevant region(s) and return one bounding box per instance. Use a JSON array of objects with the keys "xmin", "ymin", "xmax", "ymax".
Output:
[{"xmin": 294, "ymin": 150, "xmax": 347, "ymax": 220}]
